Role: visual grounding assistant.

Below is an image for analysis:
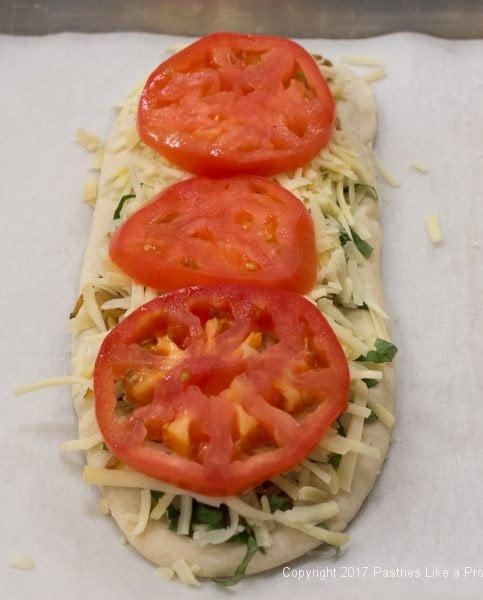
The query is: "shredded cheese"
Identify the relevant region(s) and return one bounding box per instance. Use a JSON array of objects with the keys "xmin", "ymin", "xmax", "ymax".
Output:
[
  {"xmin": 177, "ymin": 495, "xmax": 193, "ymax": 536},
  {"xmin": 374, "ymin": 156, "xmax": 400, "ymax": 187},
  {"xmin": 150, "ymin": 493, "xmax": 175, "ymax": 520},
  {"xmin": 362, "ymin": 67, "xmax": 387, "ymax": 83},
  {"xmin": 59, "ymin": 432, "xmax": 103, "ymax": 452},
  {"xmin": 425, "ymin": 214, "xmax": 442, "ymax": 245},
  {"xmin": 409, "ymin": 160, "xmax": 430, "ymax": 173},
  {"xmin": 171, "ymin": 559, "xmax": 200, "ymax": 587},
  {"xmin": 340, "ymin": 54, "xmax": 386, "ymax": 67},
  {"xmin": 14, "ymin": 375, "xmax": 91, "ymax": 396},
  {"xmin": 157, "ymin": 566, "xmax": 175, "ymax": 581},
  {"xmin": 8, "ymin": 552, "xmax": 35, "ymax": 571},
  {"xmin": 132, "ymin": 489, "xmax": 152, "ymax": 535},
  {"xmin": 367, "ymin": 398, "xmax": 395, "ymax": 429}
]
